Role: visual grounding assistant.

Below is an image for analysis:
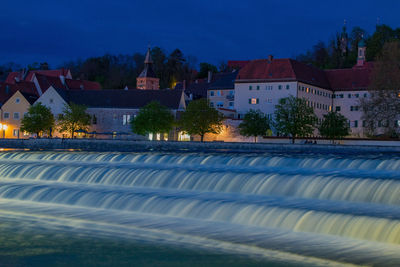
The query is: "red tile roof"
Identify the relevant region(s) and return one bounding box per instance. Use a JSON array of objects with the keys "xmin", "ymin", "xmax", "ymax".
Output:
[
  {"xmin": 227, "ymin": 60, "xmax": 250, "ymax": 69},
  {"xmin": 34, "ymin": 73, "xmax": 102, "ymax": 93},
  {"xmin": 237, "ymin": 58, "xmax": 373, "ymax": 91},
  {"xmin": 34, "ymin": 73, "xmax": 67, "ymax": 92},
  {"xmin": 5, "ymin": 69, "xmax": 71, "ymax": 84},
  {"xmin": 0, "ymin": 81, "xmax": 37, "ymax": 105},
  {"xmin": 325, "ymin": 65, "xmax": 373, "ymax": 91},
  {"xmin": 65, "ymin": 79, "xmax": 102, "ymax": 90}
]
